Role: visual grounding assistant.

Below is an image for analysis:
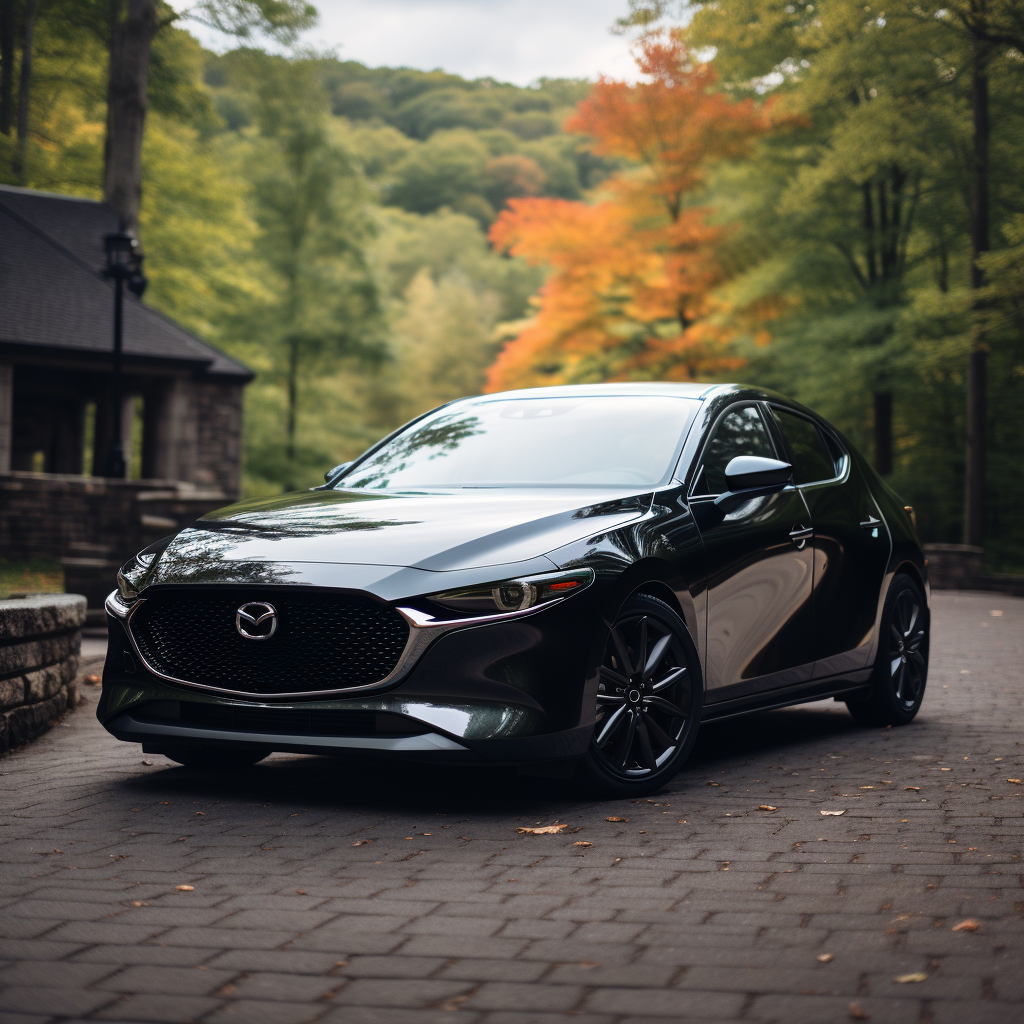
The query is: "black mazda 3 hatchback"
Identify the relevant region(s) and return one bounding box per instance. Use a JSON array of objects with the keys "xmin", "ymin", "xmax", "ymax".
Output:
[{"xmin": 100, "ymin": 383, "xmax": 929, "ymax": 795}]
